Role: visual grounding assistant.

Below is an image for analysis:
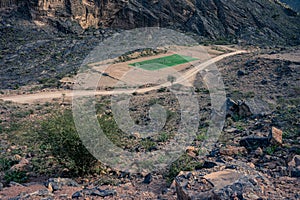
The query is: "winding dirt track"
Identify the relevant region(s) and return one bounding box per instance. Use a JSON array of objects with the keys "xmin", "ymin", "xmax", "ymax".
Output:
[{"xmin": 1, "ymin": 50, "xmax": 247, "ymax": 104}]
